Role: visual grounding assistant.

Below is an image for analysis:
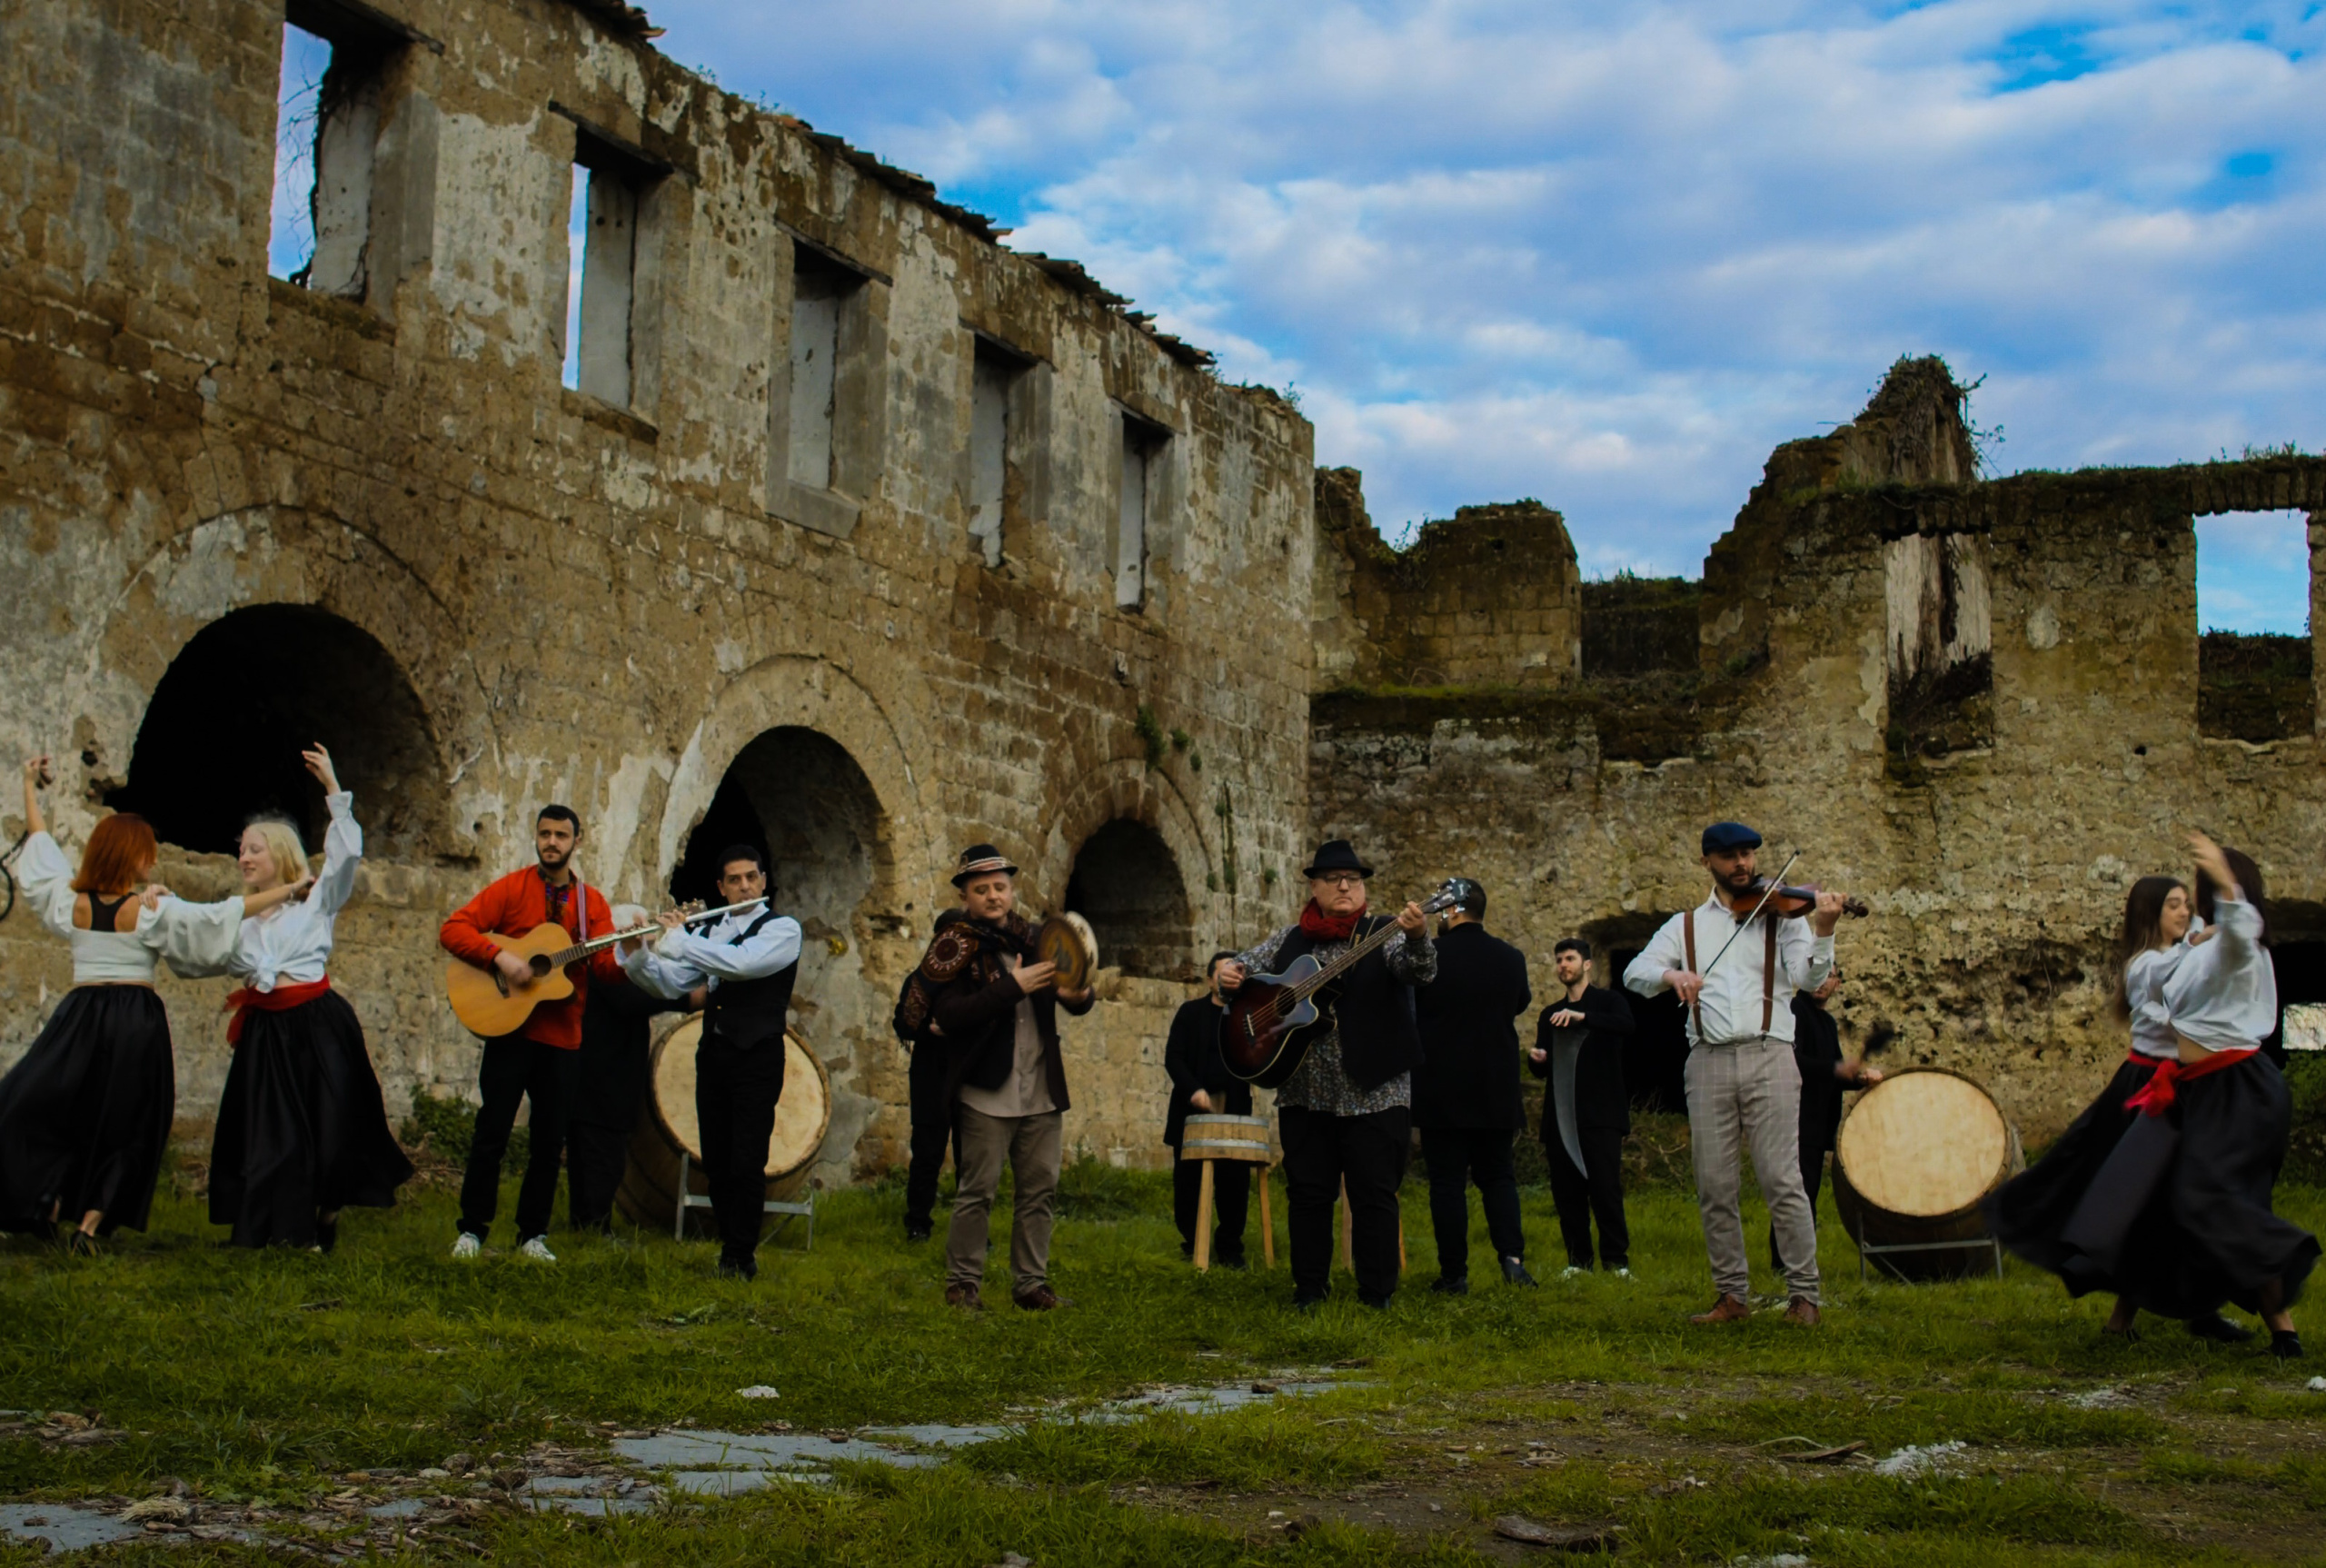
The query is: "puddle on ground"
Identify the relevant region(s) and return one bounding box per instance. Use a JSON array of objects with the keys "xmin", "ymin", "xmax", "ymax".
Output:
[
  {"xmin": 0, "ymin": 1503, "xmax": 143, "ymax": 1551},
  {"xmin": 366, "ymin": 1497, "xmax": 428, "ymax": 1519}
]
